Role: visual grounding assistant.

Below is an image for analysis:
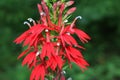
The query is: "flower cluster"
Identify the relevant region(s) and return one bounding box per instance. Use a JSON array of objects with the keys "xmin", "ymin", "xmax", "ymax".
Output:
[{"xmin": 14, "ymin": 0, "xmax": 91, "ymax": 80}]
